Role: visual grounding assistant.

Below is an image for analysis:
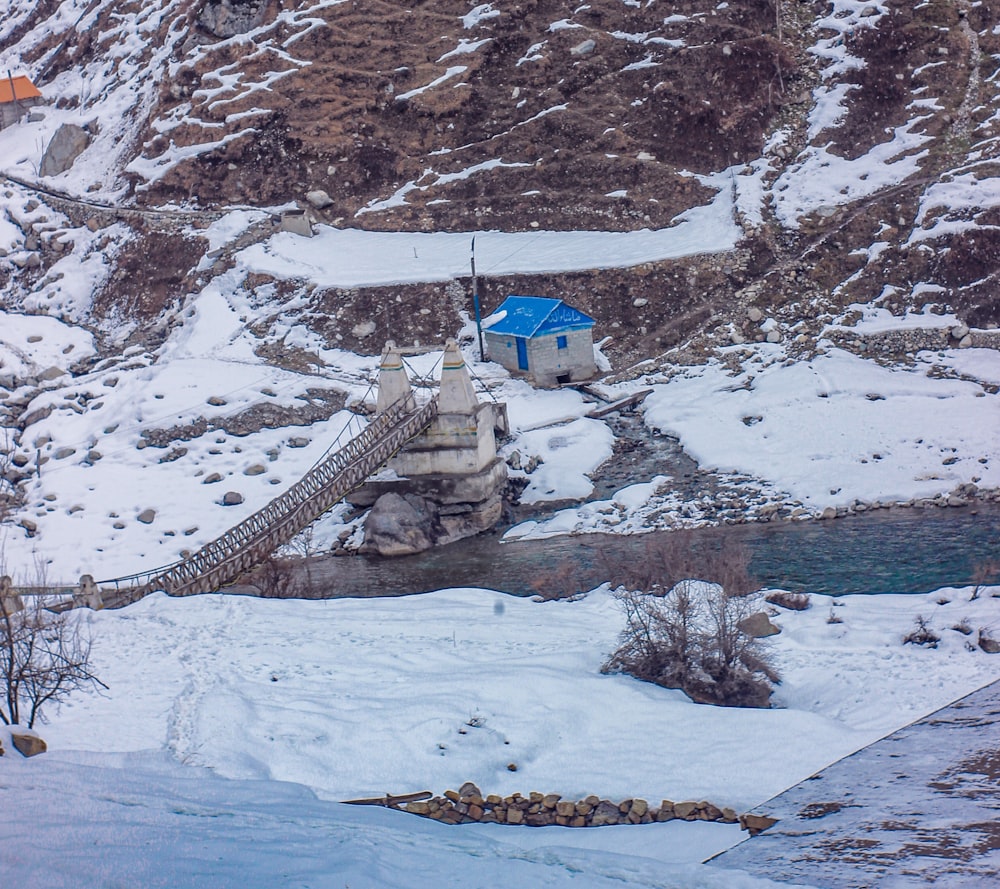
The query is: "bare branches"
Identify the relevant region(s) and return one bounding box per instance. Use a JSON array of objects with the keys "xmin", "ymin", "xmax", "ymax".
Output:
[
  {"xmin": 0, "ymin": 600, "xmax": 103, "ymax": 728},
  {"xmin": 600, "ymin": 534, "xmax": 778, "ymax": 708}
]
